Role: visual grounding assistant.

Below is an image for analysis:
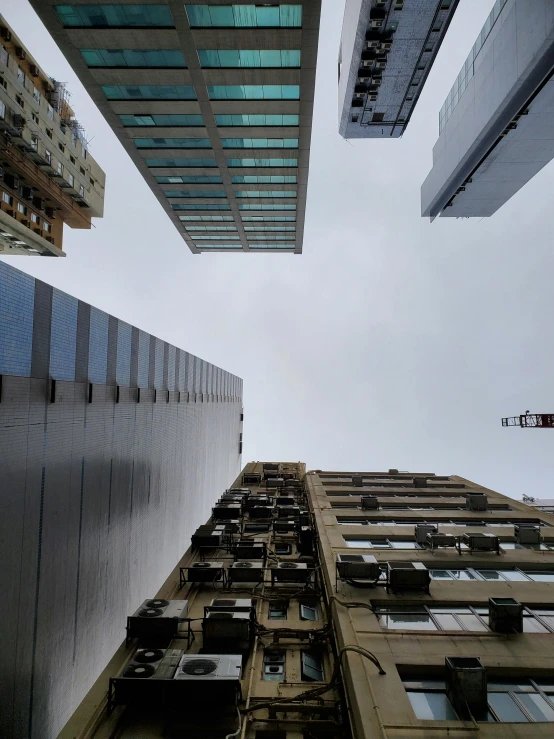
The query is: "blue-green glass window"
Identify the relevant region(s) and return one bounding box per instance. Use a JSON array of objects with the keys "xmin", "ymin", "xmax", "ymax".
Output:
[
  {"xmin": 198, "ymin": 49, "xmax": 300, "ymax": 68},
  {"xmin": 134, "ymin": 138, "xmax": 211, "ymax": 149},
  {"xmin": 208, "ymin": 85, "xmax": 299, "ymax": 100},
  {"xmin": 173, "ymin": 203, "xmax": 231, "ymax": 211},
  {"xmin": 186, "ymin": 5, "xmax": 302, "ymax": 28},
  {"xmin": 196, "ymin": 244, "xmax": 242, "ymax": 249},
  {"xmin": 179, "ymin": 215, "xmax": 234, "ymax": 221},
  {"xmin": 215, "ymin": 114, "xmax": 298, "ymax": 127},
  {"xmin": 80, "ymin": 49, "xmax": 185, "ymax": 67},
  {"xmin": 235, "ymin": 190, "xmax": 296, "ymax": 198},
  {"xmin": 232, "ymin": 175, "xmax": 296, "ymax": 184},
  {"xmin": 120, "ymin": 114, "xmax": 204, "ymax": 127},
  {"xmin": 249, "ymin": 243, "xmax": 295, "ymax": 249},
  {"xmin": 156, "ymin": 175, "xmax": 222, "ymax": 184},
  {"xmin": 56, "ymin": 5, "xmax": 173, "ymax": 27},
  {"xmin": 103, "ymin": 85, "xmax": 195, "ymax": 100},
  {"xmin": 164, "ymin": 190, "xmax": 226, "ymax": 197},
  {"xmin": 146, "ymin": 158, "xmax": 217, "ymax": 167},
  {"xmin": 239, "ymin": 204, "xmax": 296, "ymax": 210},
  {"xmin": 227, "ymin": 158, "xmax": 297, "ymax": 168},
  {"xmin": 222, "ymin": 138, "xmax": 298, "ymax": 149},
  {"xmin": 185, "ymin": 225, "xmax": 237, "ymax": 231},
  {"xmin": 244, "ymin": 225, "xmax": 295, "ymax": 231},
  {"xmin": 246, "ymin": 234, "xmax": 293, "ymax": 240},
  {"xmin": 242, "ymin": 216, "xmax": 296, "ymax": 222},
  {"xmin": 192, "ymin": 235, "xmax": 240, "ymax": 240}
]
